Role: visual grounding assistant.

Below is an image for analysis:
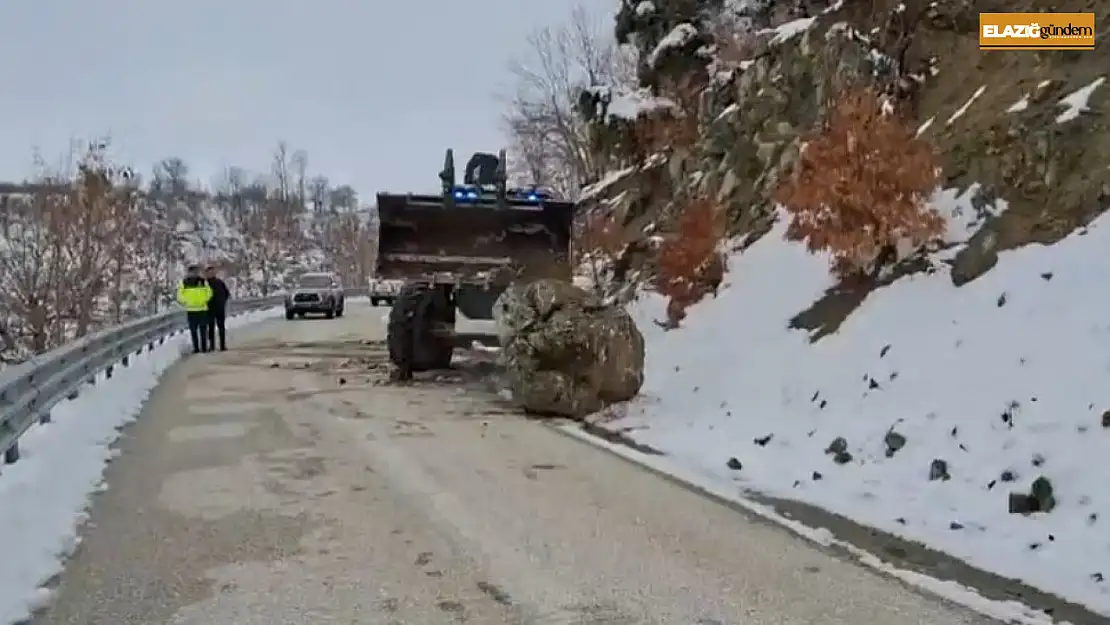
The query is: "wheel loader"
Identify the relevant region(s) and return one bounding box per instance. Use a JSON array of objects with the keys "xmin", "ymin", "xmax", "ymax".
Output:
[{"xmin": 374, "ymin": 148, "xmax": 575, "ymax": 376}]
